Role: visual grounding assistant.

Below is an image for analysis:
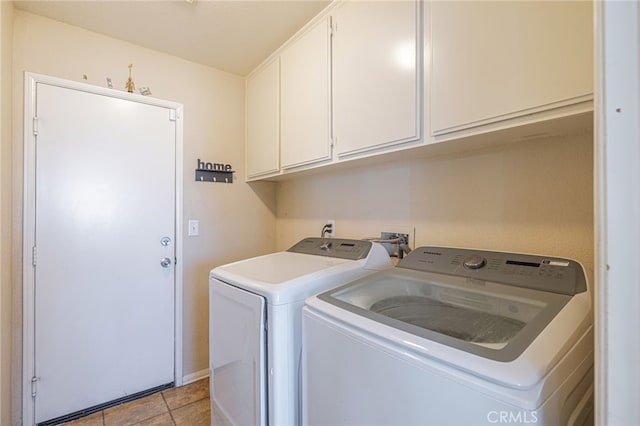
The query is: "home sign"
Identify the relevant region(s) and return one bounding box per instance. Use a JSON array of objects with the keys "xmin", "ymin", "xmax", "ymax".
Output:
[{"xmin": 195, "ymin": 159, "xmax": 235, "ymax": 184}]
